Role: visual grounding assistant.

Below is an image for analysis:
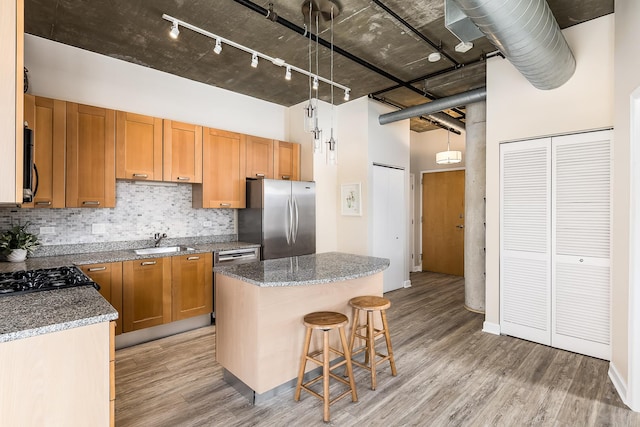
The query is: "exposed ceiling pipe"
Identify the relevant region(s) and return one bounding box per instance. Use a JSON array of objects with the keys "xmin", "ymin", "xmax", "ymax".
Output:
[
  {"xmin": 369, "ymin": 94, "xmax": 463, "ymax": 134},
  {"xmin": 449, "ymin": 0, "xmax": 575, "ymax": 90},
  {"xmin": 378, "ymin": 87, "xmax": 486, "ymax": 126},
  {"xmin": 428, "ymin": 112, "xmax": 466, "ymax": 133}
]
